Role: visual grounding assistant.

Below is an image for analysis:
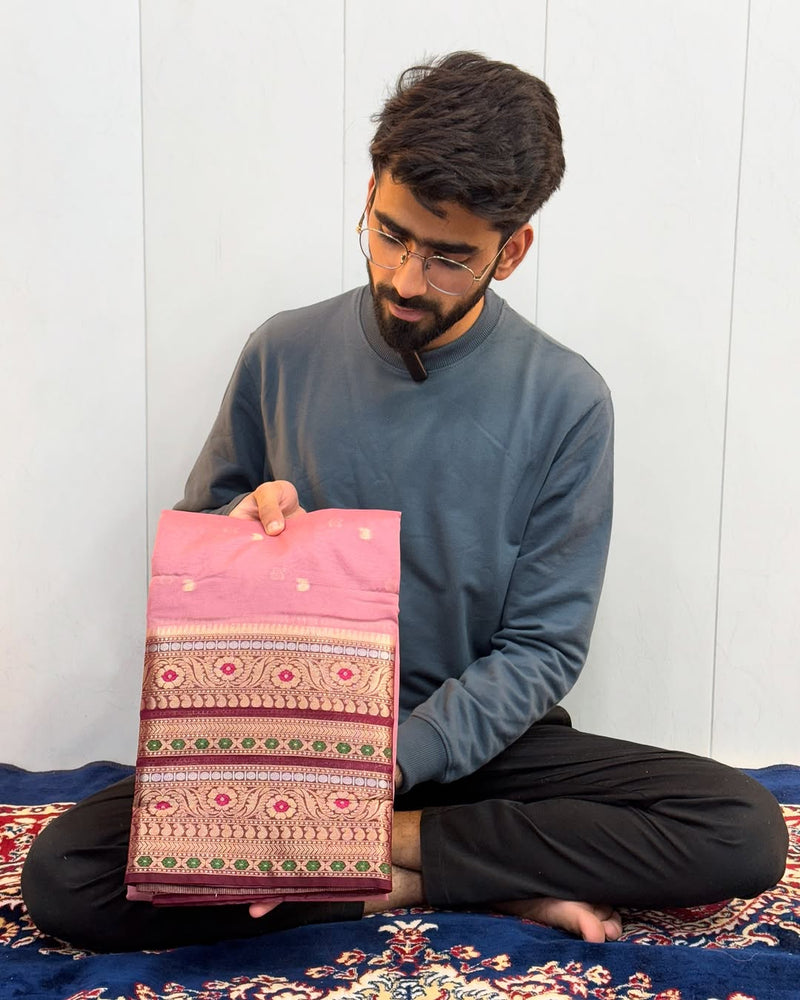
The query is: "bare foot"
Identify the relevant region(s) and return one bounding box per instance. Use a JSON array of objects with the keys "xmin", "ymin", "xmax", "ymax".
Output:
[{"xmin": 496, "ymin": 897, "xmax": 623, "ymax": 943}]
